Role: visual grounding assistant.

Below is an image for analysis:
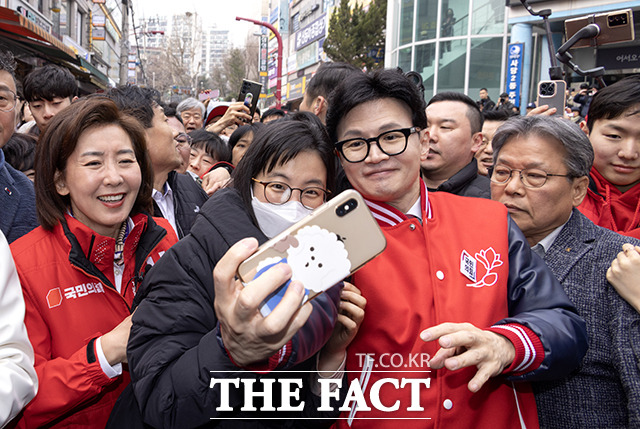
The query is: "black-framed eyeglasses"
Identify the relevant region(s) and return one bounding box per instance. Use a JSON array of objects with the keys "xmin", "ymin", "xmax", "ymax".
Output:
[
  {"xmin": 252, "ymin": 178, "xmax": 330, "ymax": 210},
  {"xmin": 335, "ymin": 127, "xmax": 420, "ymax": 163},
  {"xmin": 0, "ymin": 88, "xmax": 17, "ymax": 113},
  {"xmin": 175, "ymin": 132, "xmax": 192, "ymax": 147},
  {"xmin": 490, "ymin": 165, "xmax": 571, "ymax": 189}
]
